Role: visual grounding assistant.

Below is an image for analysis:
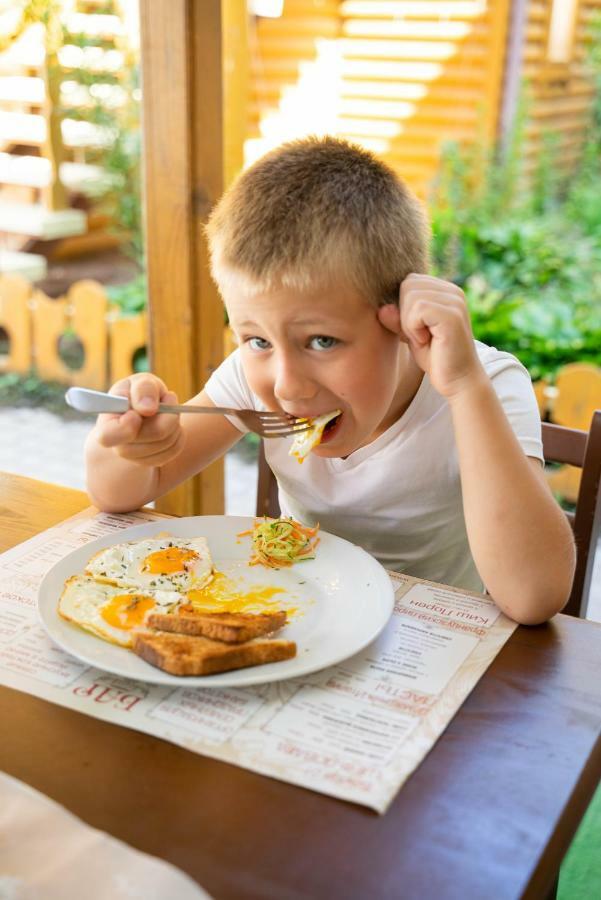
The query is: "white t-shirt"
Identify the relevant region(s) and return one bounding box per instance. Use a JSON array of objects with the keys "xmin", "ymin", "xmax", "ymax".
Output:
[{"xmin": 205, "ymin": 342, "xmax": 543, "ymax": 592}]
